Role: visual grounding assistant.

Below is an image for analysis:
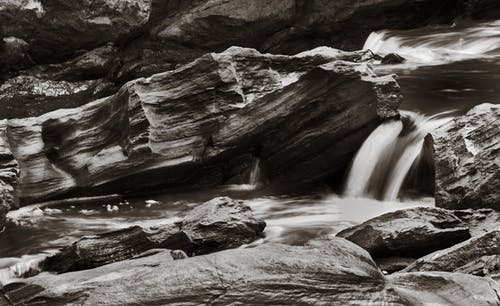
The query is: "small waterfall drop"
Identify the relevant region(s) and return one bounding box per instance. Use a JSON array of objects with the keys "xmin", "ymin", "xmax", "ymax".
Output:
[
  {"xmin": 363, "ymin": 20, "xmax": 500, "ymax": 66},
  {"xmin": 248, "ymin": 158, "xmax": 261, "ymax": 187},
  {"xmin": 344, "ymin": 111, "xmax": 453, "ymax": 201}
]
